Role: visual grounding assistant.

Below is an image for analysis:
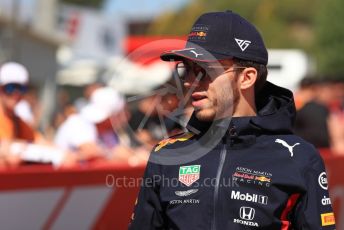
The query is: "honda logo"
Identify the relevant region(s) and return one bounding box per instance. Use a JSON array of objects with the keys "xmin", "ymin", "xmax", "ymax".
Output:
[{"xmin": 239, "ymin": 206, "xmax": 255, "ymax": 220}]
